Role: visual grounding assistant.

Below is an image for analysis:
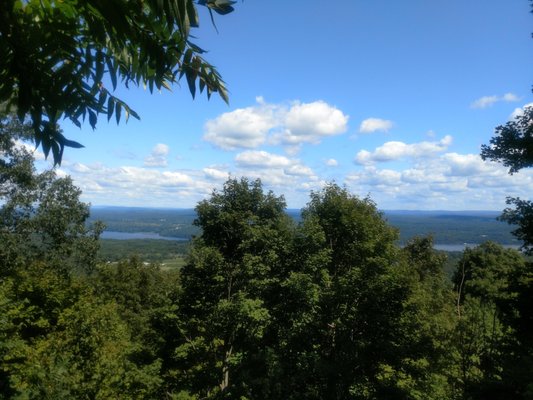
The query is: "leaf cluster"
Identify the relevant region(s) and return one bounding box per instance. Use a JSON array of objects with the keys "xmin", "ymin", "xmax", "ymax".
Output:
[
  {"xmin": 481, "ymin": 106, "xmax": 533, "ymax": 174},
  {"xmin": 0, "ymin": 0, "xmax": 234, "ymax": 164}
]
